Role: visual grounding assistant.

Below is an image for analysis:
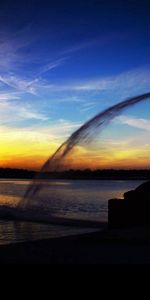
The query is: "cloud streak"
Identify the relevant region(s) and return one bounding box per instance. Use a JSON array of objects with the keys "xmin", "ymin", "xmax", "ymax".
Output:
[
  {"xmin": 0, "ymin": 92, "xmax": 20, "ymax": 101},
  {"xmin": 0, "ymin": 100, "xmax": 49, "ymax": 124},
  {"xmin": 119, "ymin": 116, "xmax": 150, "ymax": 132},
  {"xmin": 37, "ymin": 57, "xmax": 68, "ymax": 76},
  {"xmin": 42, "ymin": 68, "xmax": 150, "ymax": 93},
  {"xmin": 0, "ymin": 75, "xmax": 39, "ymax": 95}
]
